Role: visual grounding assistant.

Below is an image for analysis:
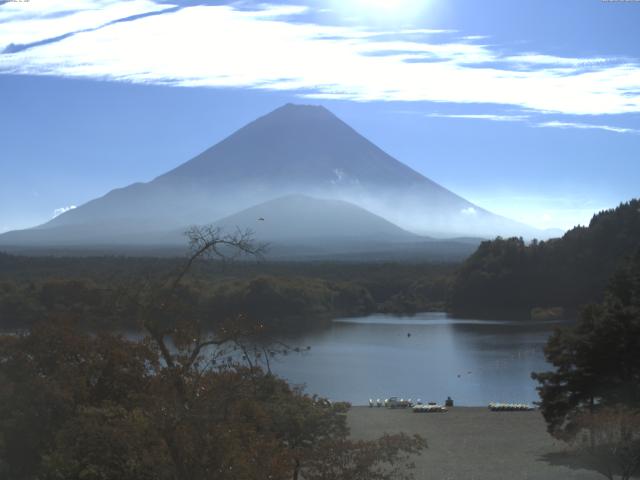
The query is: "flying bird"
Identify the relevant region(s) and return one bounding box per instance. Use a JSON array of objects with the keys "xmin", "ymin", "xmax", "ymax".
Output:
[{"xmin": 257, "ymin": 217, "xmax": 265, "ymax": 221}]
